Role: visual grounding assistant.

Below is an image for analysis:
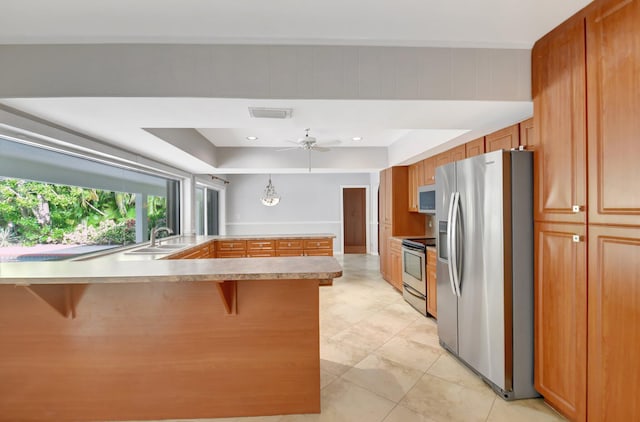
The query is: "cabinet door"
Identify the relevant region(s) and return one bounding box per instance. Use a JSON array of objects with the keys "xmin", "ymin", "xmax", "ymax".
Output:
[
  {"xmin": 519, "ymin": 118, "xmax": 535, "ymax": 150},
  {"xmin": 587, "ymin": 0, "xmax": 640, "ymax": 226},
  {"xmin": 485, "ymin": 124, "xmax": 519, "ymax": 152},
  {"xmin": 465, "ymin": 137, "xmax": 485, "ymax": 158},
  {"xmin": 532, "ymin": 16, "xmax": 587, "ymax": 224},
  {"xmin": 217, "ymin": 251, "xmax": 246, "ymax": 258},
  {"xmin": 423, "ymin": 157, "xmax": 435, "ymax": 185},
  {"xmin": 534, "ymin": 222, "xmax": 587, "ymax": 422},
  {"xmin": 276, "ymin": 250, "xmax": 304, "ymax": 257},
  {"xmin": 435, "ymin": 151, "xmax": 450, "ymax": 170},
  {"xmin": 588, "ymin": 225, "xmax": 640, "ymax": 422},
  {"xmin": 450, "ymin": 145, "xmax": 465, "ymax": 162},
  {"xmin": 379, "ymin": 223, "xmax": 391, "ymax": 280},
  {"xmin": 408, "ymin": 164, "xmax": 418, "ymax": 212},
  {"xmin": 417, "ymin": 160, "xmax": 425, "ymax": 186},
  {"xmin": 390, "ymin": 250, "xmax": 402, "ymax": 291},
  {"xmin": 426, "ymin": 250, "xmax": 437, "ymax": 318},
  {"xmin": 384, "ymin": 169, "xmax": 392, "ymax": 224}
]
